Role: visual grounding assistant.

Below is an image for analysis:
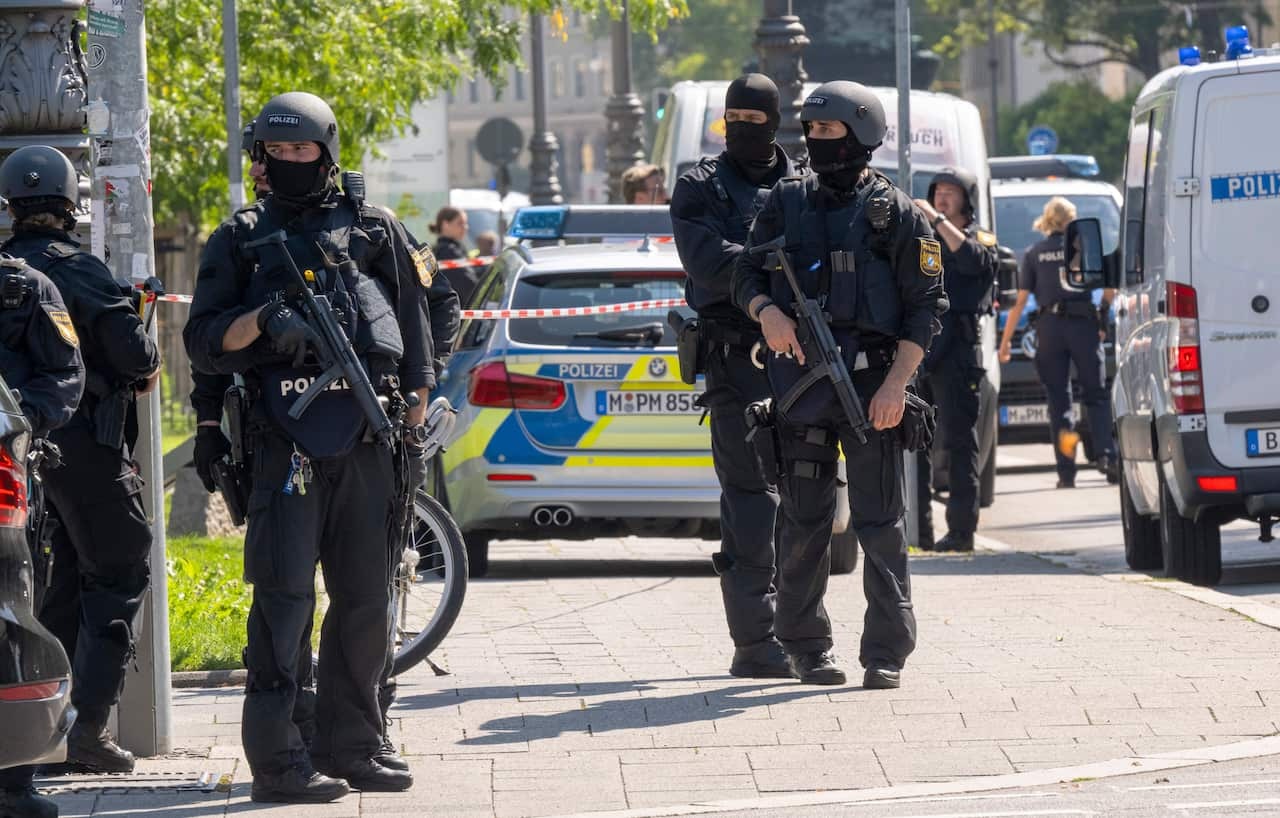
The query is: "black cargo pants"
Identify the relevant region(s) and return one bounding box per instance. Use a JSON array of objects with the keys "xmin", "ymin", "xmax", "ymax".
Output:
[
  {"xmin": 40, "ymin": 421, "xmax": 152, "ymax": 728},
  {"xmin": 918, "ymin": 338, "xmax": 983, "ymax": 537},
  {"xmin": 703, "ymin": 331, "xmax": 781, "ymax": 653},
  {"xmin": 774, "ymin": 369, "xmax": 916, "ymax": 669},
  {"xmin": 1034, "ymin": 313, "xmax": 1116, "ymax": 482},
  {"xmin": 241, "ymin": 431, "xmax": 394, "ymax": 776}
]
